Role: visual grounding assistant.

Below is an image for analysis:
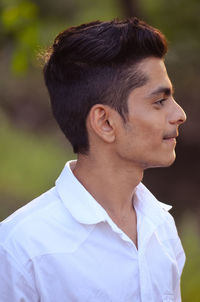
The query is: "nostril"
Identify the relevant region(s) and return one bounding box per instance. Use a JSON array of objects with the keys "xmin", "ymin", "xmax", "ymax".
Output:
[{"xmin": 169, "ymin": 108, "xmax": 186, "ymax": 126}]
